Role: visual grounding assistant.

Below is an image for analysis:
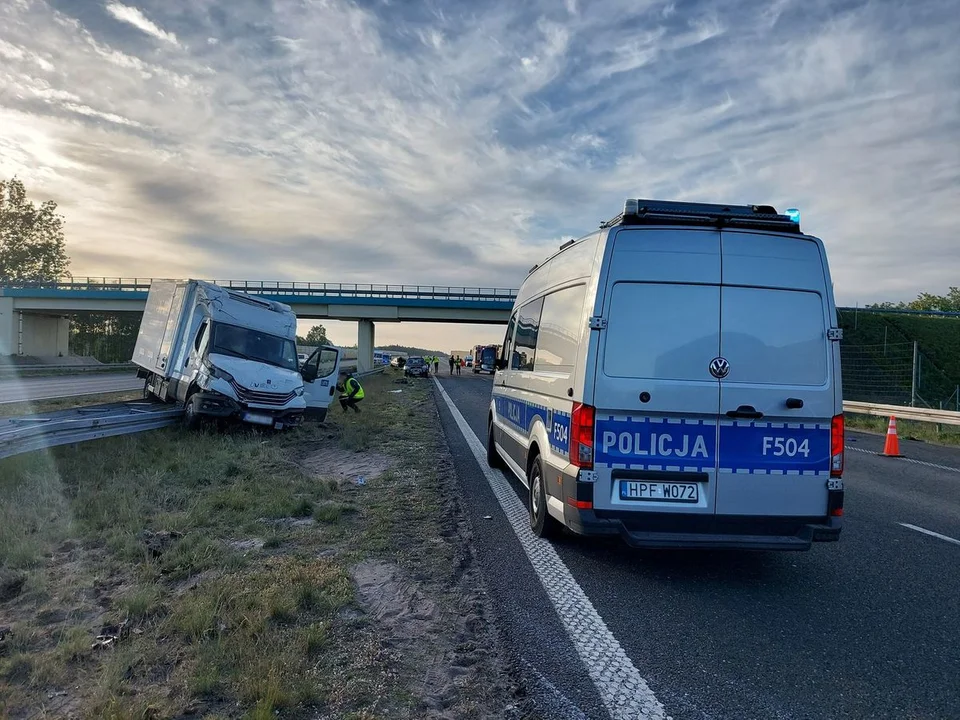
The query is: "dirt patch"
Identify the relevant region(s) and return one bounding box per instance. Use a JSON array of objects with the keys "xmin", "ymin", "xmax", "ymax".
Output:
[
  {"xmin": 257, "ymin": 516, "xmax": 316, "ymax": 528},
  {"xmin": 301, "ymin": 446, "xmax": 393, "ymax": 484},
  {"xmin": 226, "ymin": 538, "xmax": 264, "ymax": 553},
  {"xmin": 138, "ymin": 529, "xmax": 183, "ymax": 558},
  {"xmin": 352, "ymin": 560, "xmax": 516, "ymax": 719}
]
